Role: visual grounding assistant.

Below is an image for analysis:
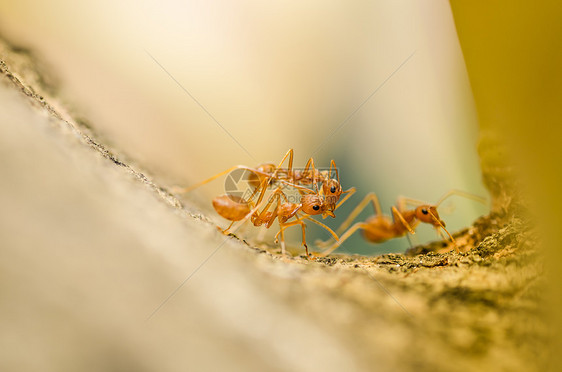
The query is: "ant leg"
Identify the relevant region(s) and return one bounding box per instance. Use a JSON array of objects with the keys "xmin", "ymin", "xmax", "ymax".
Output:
[
  {"xmin": 337, "ymin": 192, "xmax": 383, "ymax": 236},
  {"xmin": 251, "ymin": 150, "xmax": 310, "ymax": 197},
  {"xmin": 275, "ymin": 219, "xmax": 309, "ymax": 256},
  {"xmin": 301, "ymin": 157, "xmax": 312, "ymax": 177},
  {"xmin": 246, "ymin": 160, "xmax": 289, "ymax": 202},
  {"xmin": 257, "ymin": 189, "xmax": 284, "ymax": 229},
  {"xmin": 426, "ymin": 210, "xmax": 457, "ymax": 251},
  {"xmin": 277, "ymin": 149, "xmax": 294, "ymax": 171},
  {"xmin": 330, "ymin": 159, "xmax": 339, "ymax": 184},
  {"xmin": 246, "ymin": 151, "xmax": 297, "ymax": 202},
  {"xmin": 301, "ymin": 157, "xmax": 320, "ymax": 193},
  {"xmin": 299, "ymin": 221, "xmax": 308, "ymax": 256},
  {"xmin": 271, "ymin": 149, "xmax": 294, "ymax": 180},
  {"xmin": 226, "ymin": 184, "xmax": 273, "ymax": 233},
  {"xmin": 278, "ymin": 224, "xmax": 287, "ymax": 255},
  {"xmin": 275, "ymin": 215, "xmax": 339, "ymax": 255},
  {"xmin": 315, "ymin": 192, "xmax": 379, "ymax": 248},
  {"xmin": 232, "ymin": 150, "xmax": 293, "ymax": 204},
  {"xmin": 310, "ymin": 158, "xmax": 320, "ymax": 194},
  {"xmin": 406, "ymin": 233, "xmax": 415, "ymax": 249},
  {"xmin": 221, "ymin": 220, "xmax": 237, "ymax": 235},
  {"xmin": 245, "ymin": 169, "xmax": 279, "ymax": 201},
  {"xmin": 278, "ymin": 189, "xmax": 290, "ymax": 203},
  {"xmin": 391, "ymin": 206, "xmax": 416, "ymax": 234},
  {"xmin": 317, "ymin": 222, "xmax": 368, "ymax": 257},
  {"xmin": 244, "ymin": 178, "xmax": 268, "ymax": 203},
  {"xmin": 435, "ymin": 227, "xmax": 459, "ymax": 252},
  {"xmin": 334, "ymin": 187, "xmax": 357, "ymax": 211},
  {"xmin": 301, "ymin": 216, "xmax": 339, "ymax": 242},
  {"xmin": 273, "ymin": 228, "xmax": 282, "ymax": 242},
  {"xmin": 275, "ymin": 178, "xmax": 315, "ymax": 195},
  {"xmin": 173, "ymin": 165, "xmax": 268, "ymax": 194},
  {"xmin": 297, "ymin": 220, "xmax": 309, "ymax": 257}
]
